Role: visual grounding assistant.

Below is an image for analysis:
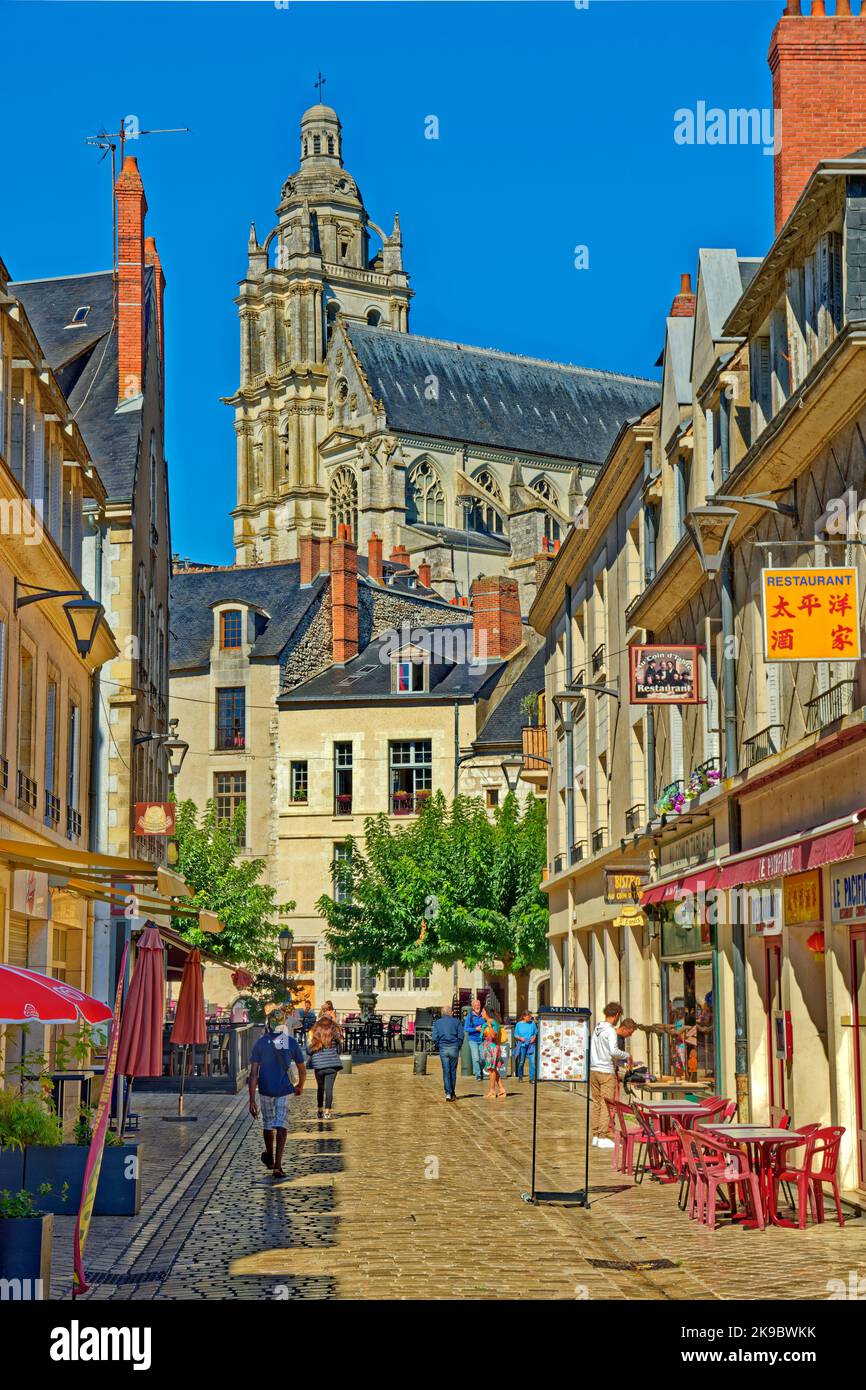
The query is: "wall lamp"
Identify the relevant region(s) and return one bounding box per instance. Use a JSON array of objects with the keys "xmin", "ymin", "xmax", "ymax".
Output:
[
  {"xmin": 14, "ymin": 579, "xmax": 104, "ymax": 657},
  {"xmin": 133, "ymin": 719, "xmax": 190, "ymax": 777},
  {"xmin": 686, "ymin": 487, "xmax": 798, "ymax": 578},
  {"xmin": 552, "ymin": 682, "xmax": 620, "ymax": 733}
]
